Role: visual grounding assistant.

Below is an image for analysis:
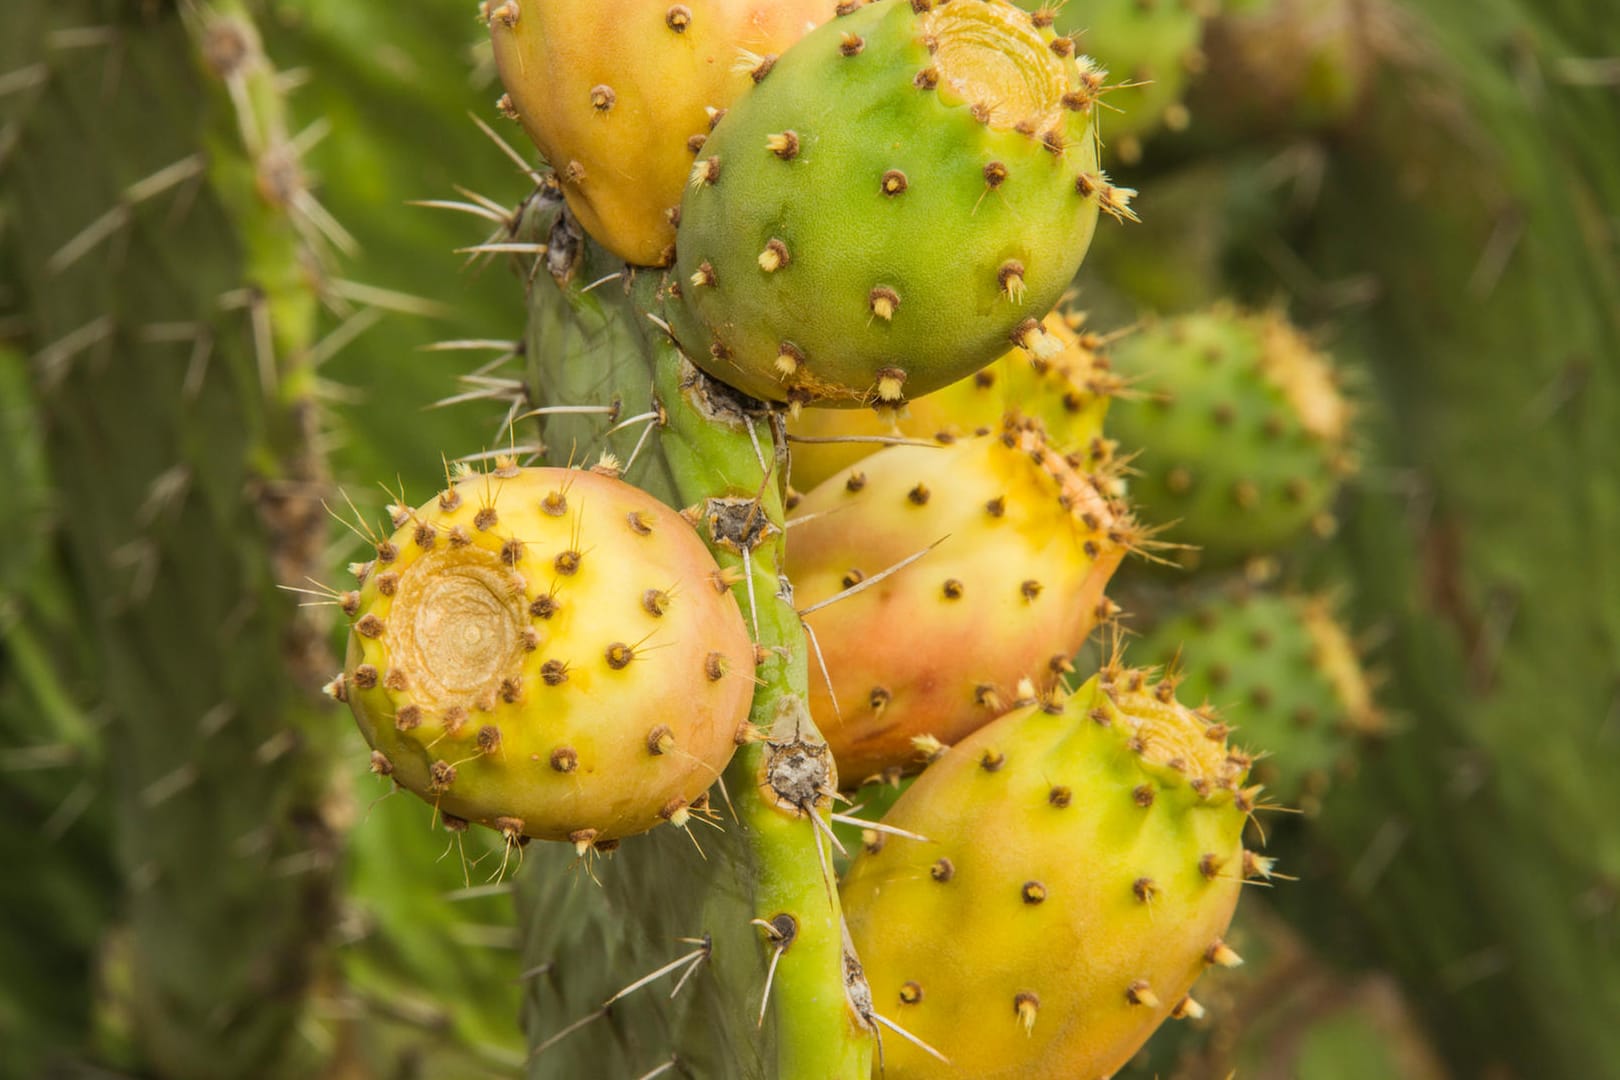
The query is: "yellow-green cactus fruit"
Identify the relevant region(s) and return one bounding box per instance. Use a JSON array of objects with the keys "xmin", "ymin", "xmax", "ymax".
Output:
[
  {"xmin": 787, "ymin": 308, "xmax": 1121, "ymax": 492},
  {"xmin": 788, "ymin": 417, "xmax": 1133, "ymax": 783},
  {"xmin": 487, "ymin": 0, "xmax": 837, "ymax": 266},
  {"xmin": 841, "ymin": 663, "xmax": 1261, "ymax": 1078},
  {"xmin": 336, "ymin": 461, "xmax": 755, "ymax": 846}
]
